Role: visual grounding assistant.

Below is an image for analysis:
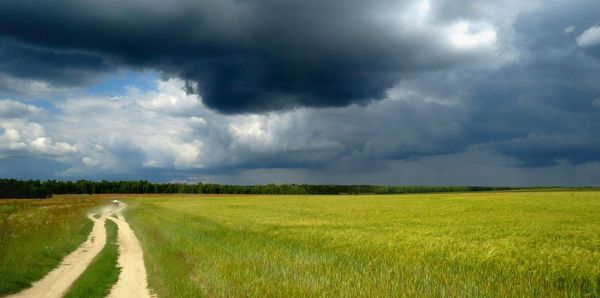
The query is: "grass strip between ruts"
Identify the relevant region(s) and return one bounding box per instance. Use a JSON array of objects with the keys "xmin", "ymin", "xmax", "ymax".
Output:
[{"xmin": 64, "ymin": 219, "xmax": 120, "ymax": 298}]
